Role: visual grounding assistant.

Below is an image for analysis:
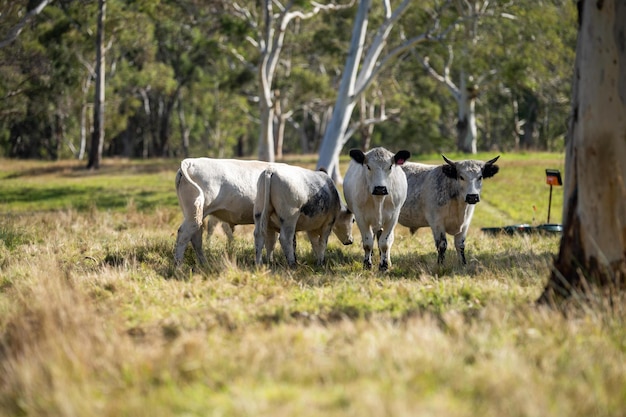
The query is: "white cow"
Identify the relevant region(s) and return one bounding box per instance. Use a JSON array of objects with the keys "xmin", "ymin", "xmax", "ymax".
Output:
[
  {"xmin": 174, "ymin": 157, "xmax": 275, "ymax": 266},
  {"xmin": 398, "ymin": 155, "xmax": 500, "ymax": 265},
  {"xmin": 254, "ymin": 165, "xmax": 354, "ymax": 267},
  {"xmin": 343, "ymin": 147, "xmax": 411, "ymax": 271}
]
